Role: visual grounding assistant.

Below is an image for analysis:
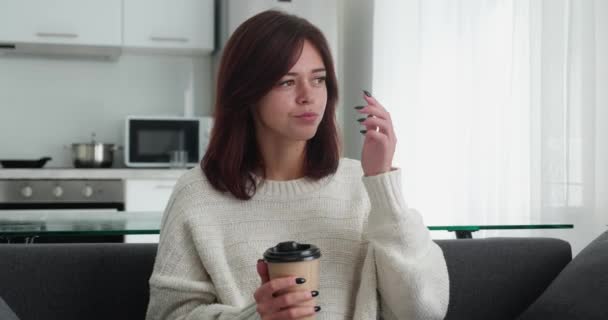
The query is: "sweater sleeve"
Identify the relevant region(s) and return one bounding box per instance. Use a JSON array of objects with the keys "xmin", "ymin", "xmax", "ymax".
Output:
[
  {"xmin": 145, "ymin": 185, "xmax": 260, "ymax": 320},
  {"xmin": 361, "ymin": 169, "xmax": 449, "ymax": 320}
]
